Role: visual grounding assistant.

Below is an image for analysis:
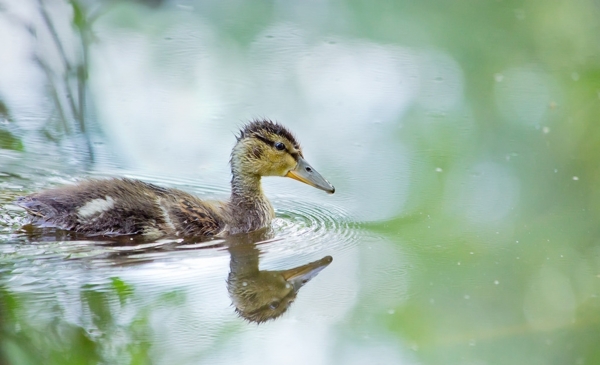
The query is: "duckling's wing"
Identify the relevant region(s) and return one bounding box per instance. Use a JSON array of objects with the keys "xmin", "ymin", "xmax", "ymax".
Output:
[
  {"xmin": 159, "ymin": 195, "xmax": 226, "ymax": 237},
  {"xmin": 16, "ymin": 178, "xmax": 225, "ymax": 237}
]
